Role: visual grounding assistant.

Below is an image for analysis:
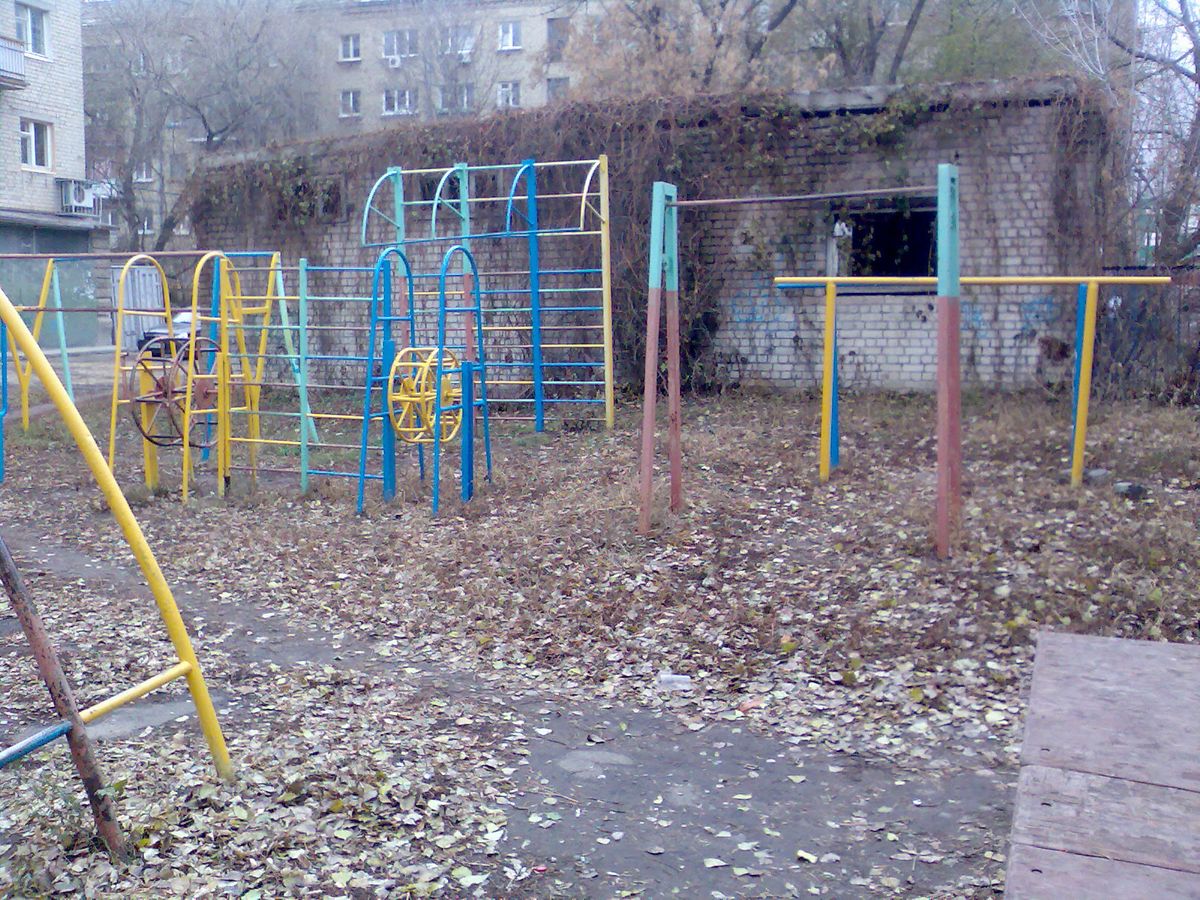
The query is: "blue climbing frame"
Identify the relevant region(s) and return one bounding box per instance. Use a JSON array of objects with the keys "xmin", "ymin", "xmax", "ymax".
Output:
[{"xmin": 358, "ymin": 156, "xmax": 614, "ymax": 432}]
